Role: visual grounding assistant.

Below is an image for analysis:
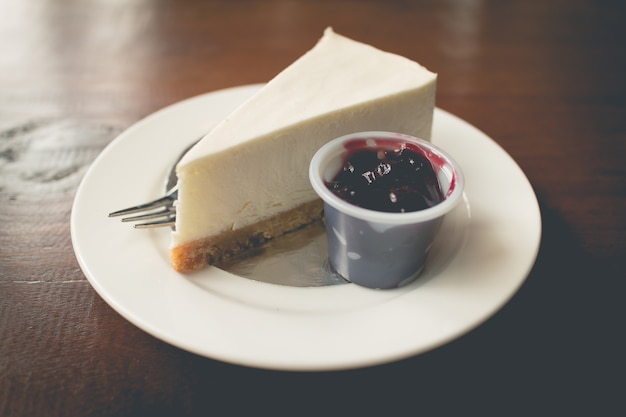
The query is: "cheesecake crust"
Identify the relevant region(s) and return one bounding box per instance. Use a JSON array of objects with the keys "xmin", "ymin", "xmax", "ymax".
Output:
[{"xmin": 170, "ymin": 199, "xmax": 324, "ymax": 273}]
